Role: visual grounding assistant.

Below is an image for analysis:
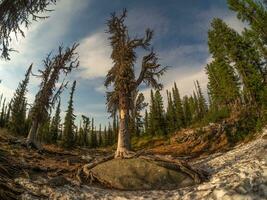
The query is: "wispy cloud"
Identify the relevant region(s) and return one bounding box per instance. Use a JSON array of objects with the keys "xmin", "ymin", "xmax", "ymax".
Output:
[{"xmin": 78, "ymin": 32, "xmax": 112, "ymax": 79}]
